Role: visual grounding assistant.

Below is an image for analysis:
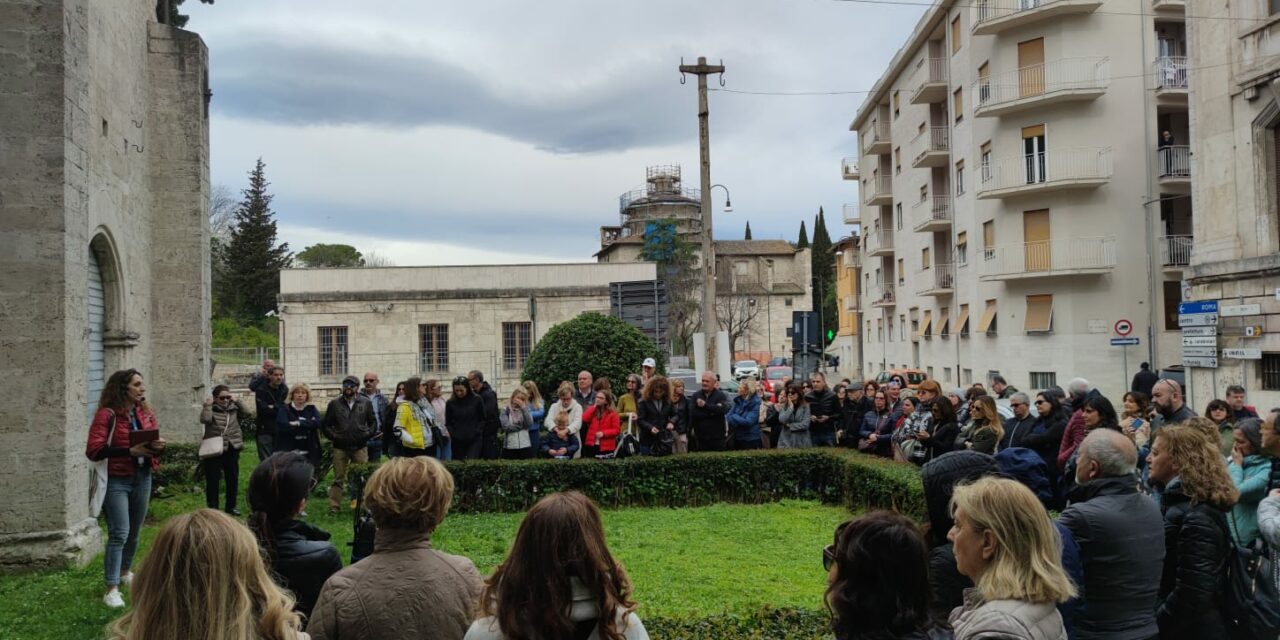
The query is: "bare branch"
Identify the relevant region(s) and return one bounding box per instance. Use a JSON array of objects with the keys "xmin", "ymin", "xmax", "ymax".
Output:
[
  {"xmin": 362, "ymin": 250, "xmax": 395, "ymax": 267},
  {"xmin": 209, "ymin": 184, "xmax": 237, "ymax": 240}
]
